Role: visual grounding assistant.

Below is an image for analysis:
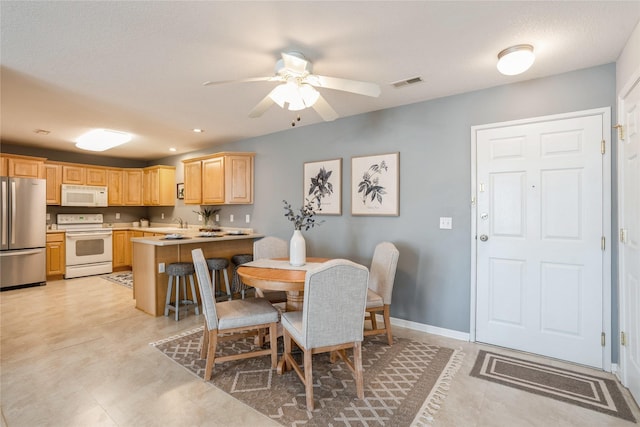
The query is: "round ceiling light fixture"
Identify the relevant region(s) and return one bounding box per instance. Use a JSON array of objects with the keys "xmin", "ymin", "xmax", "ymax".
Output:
[{"xmin": 497, "ymin": 44, "xmax": 535, "ymax": 76}]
